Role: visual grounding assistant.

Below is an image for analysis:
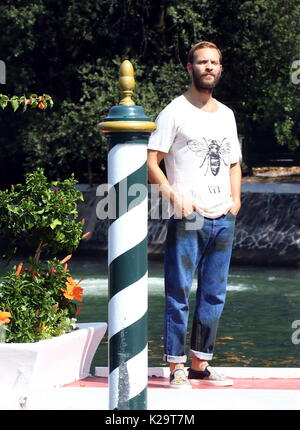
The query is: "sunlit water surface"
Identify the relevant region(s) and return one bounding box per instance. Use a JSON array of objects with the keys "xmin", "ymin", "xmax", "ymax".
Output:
[
  {"xmin": 2, "ymin": 257, "xmax": 300, "ymax": 369},
  {"xmin": 69, "ymin": 258, "xmax": 300, "ymax": 369}
]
